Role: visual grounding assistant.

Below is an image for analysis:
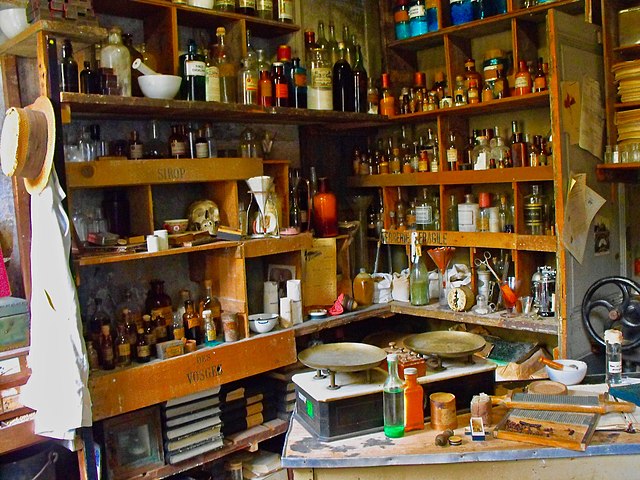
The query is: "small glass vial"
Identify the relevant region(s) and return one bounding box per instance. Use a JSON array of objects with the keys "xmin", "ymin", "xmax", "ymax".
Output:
[{"xmin": 605, "ymin": 329, "xmax": 623, "ymax": 385}]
